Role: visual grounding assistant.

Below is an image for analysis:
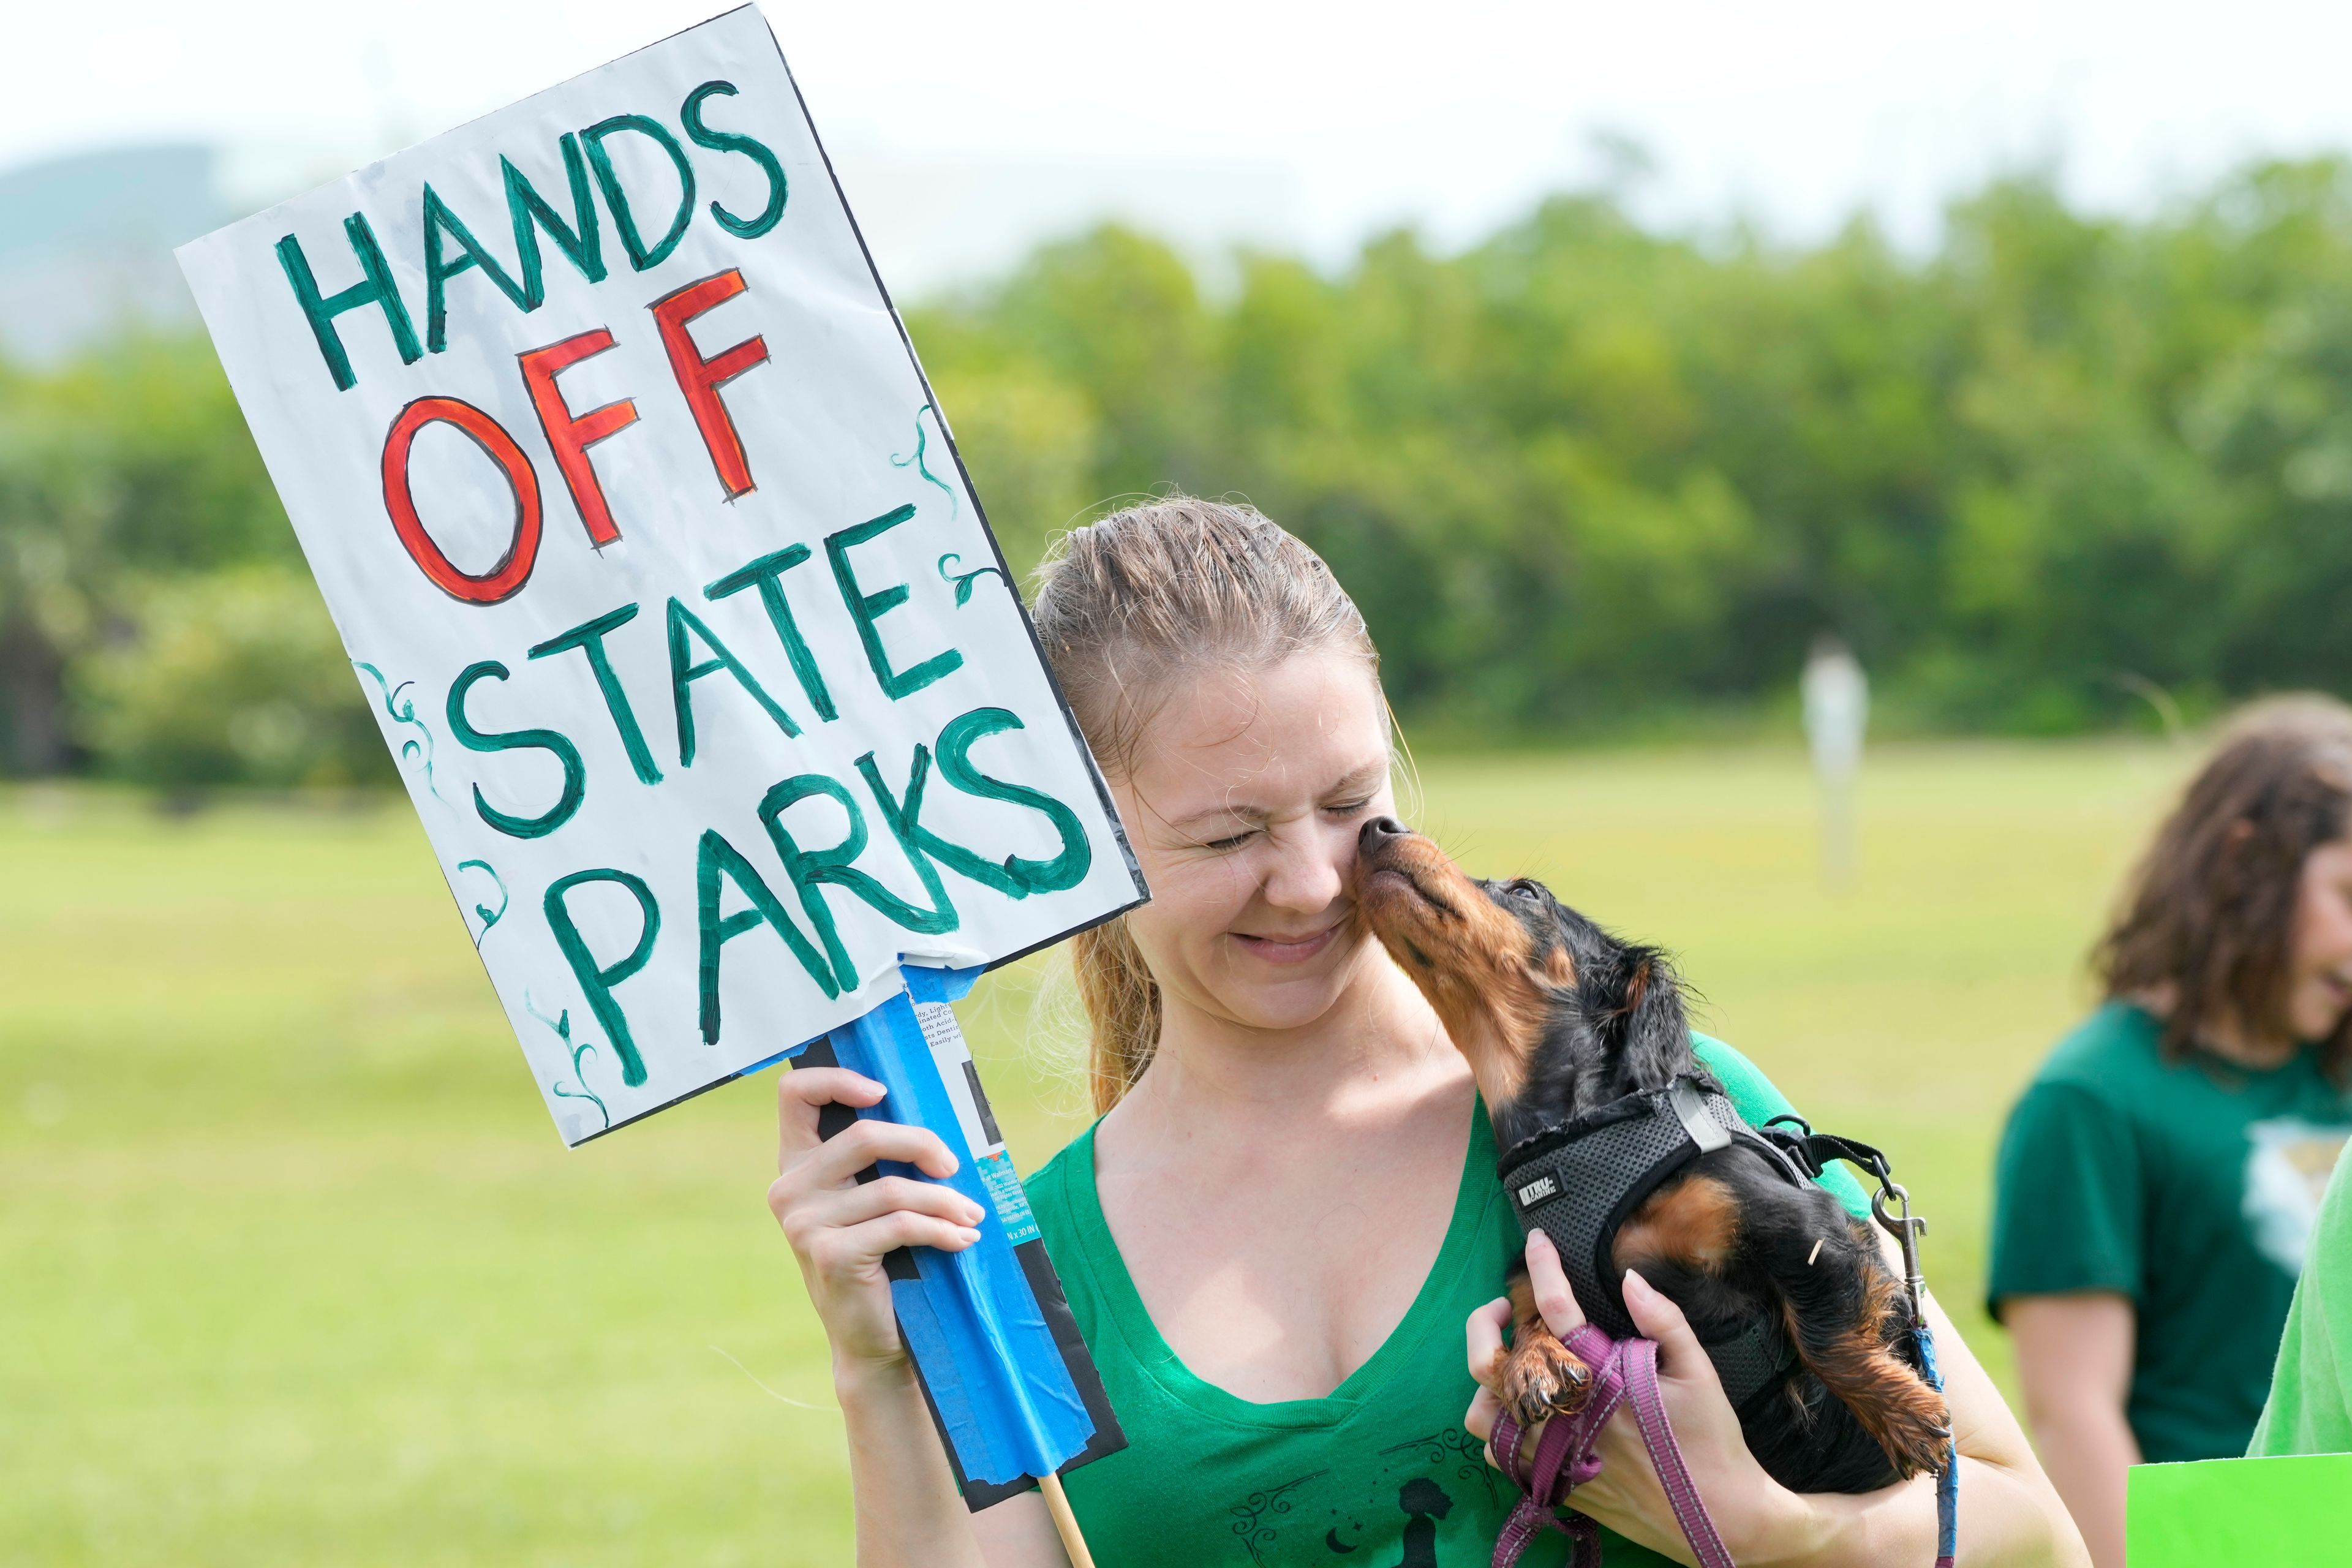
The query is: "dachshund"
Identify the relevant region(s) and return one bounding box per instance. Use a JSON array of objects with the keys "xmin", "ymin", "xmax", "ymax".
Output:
[{"xmin": 1355, "ymin": 816, "xmax": 1950, "ymax": 1493}]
